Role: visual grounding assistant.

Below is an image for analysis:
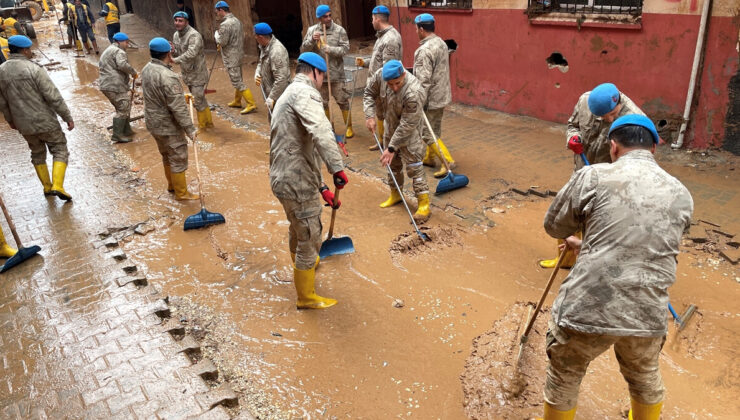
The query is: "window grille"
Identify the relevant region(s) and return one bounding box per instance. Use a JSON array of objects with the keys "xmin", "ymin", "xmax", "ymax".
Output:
[
  {"xmin": 527, "ymin": 0, "xmax": 643, "ymax": 15},
  {"xmin": 408, "ymin": 0, "xmax": 473, "ymax": 10}
]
